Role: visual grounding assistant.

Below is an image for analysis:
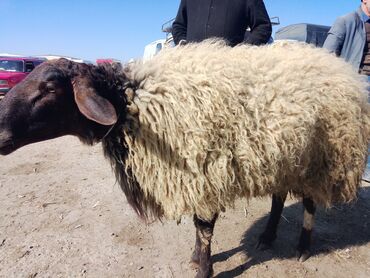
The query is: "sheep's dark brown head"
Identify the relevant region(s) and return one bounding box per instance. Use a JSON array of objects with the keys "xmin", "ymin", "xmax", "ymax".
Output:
[{"xmin": 0, "ymin": 58, "xmax": 128, "ymax": 155}]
